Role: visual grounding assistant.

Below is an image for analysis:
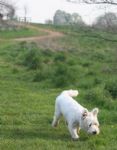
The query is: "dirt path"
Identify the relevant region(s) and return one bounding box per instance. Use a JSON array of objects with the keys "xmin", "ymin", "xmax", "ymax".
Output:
[
  {"xmin": 14, "ymin": 25, "xmax": 65, "ymax": 50},
  {"xmin": 14, "ymin": 25, "xmax": 64, "ymax": 42}
]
